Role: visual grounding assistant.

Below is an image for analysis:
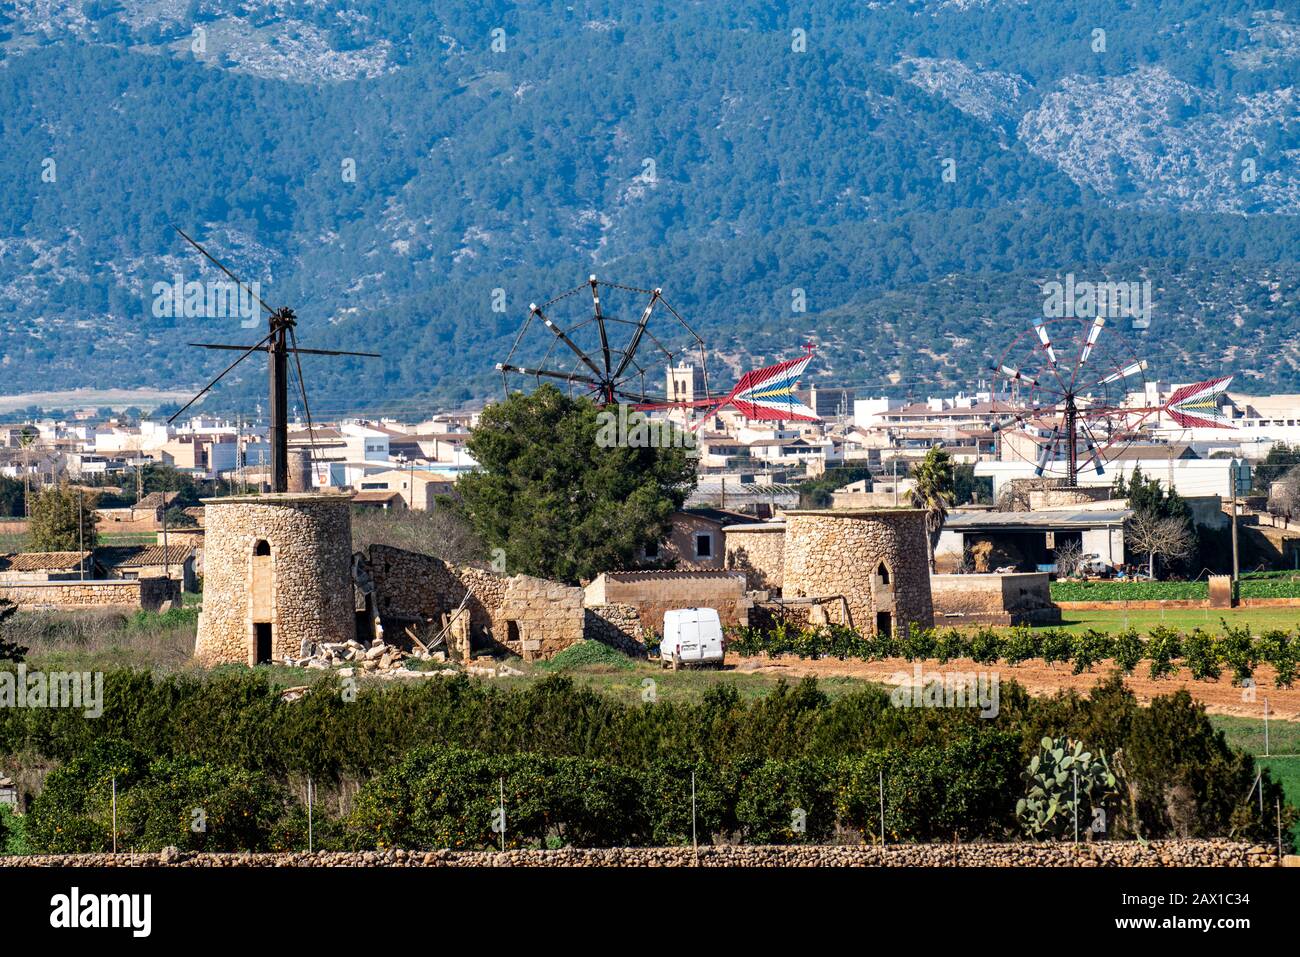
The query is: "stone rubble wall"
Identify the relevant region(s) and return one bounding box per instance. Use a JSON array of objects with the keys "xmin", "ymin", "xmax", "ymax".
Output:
[
  {"xmin": 0, "ymin": 577, "xmax": 178, "ymax": 612},
  {"xmin": 782, "ymin": 509, "xmax": 934, "ymax": 634},
  {"xmin": 195, "ymin": 495, "xmax": 355, "ymax": 667},
  {"xmin": 724, "ymin": 525, "xmax": 786, "ymax": 591},
  {"xmin": 583, "ymin": 603, "xmax": 648, "ymax": 655},
  {"xmin": 363, "ymin": 546, "xmax": 585, "ymax": 661},
  {"xmin": 4, "ymin": 841, "xmax": 1281, "ymax": 868}
]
